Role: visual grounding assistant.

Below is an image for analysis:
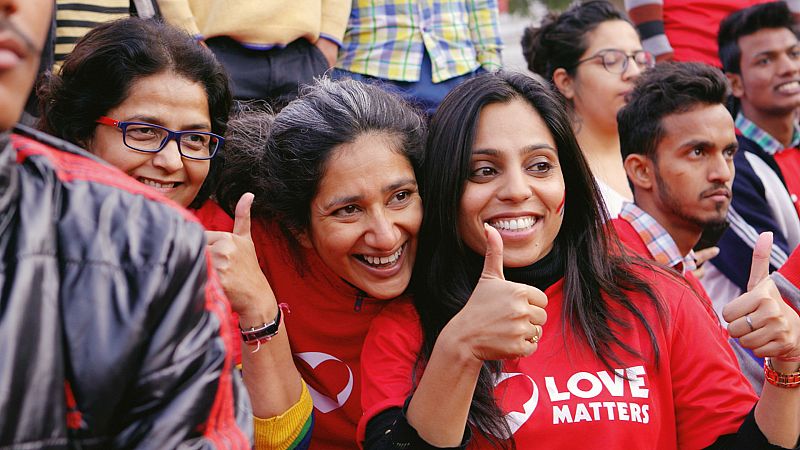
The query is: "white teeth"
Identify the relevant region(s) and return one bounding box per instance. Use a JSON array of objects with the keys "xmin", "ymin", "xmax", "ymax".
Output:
[
  {"xmin": 139, "ymin": 178, "xmax": 175, "ymax": 189},
  {"xmin": 777, "ymin": 81, "xmax": 800, "ymax": 93},
  {"xmin": 489, "ymin": 217, "xmax": 536, "ymax": 231},
  {"xmin": 362, "ymin": 245, "xmax": 404, "ymax": 266}
]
